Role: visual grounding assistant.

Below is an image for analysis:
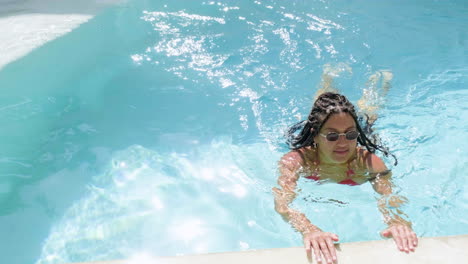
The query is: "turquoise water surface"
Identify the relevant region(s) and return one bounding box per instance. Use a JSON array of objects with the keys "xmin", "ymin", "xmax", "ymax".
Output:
[{"xmin": 0, "ymin": 1, "xmax": 467, "ymax": 264}]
